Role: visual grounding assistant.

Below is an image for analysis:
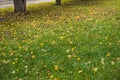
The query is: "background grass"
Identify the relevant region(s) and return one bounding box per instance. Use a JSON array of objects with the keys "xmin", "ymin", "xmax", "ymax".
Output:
[{"xmin": 0, "ymin": 0, "xmax": 120, "ymax": 80}]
